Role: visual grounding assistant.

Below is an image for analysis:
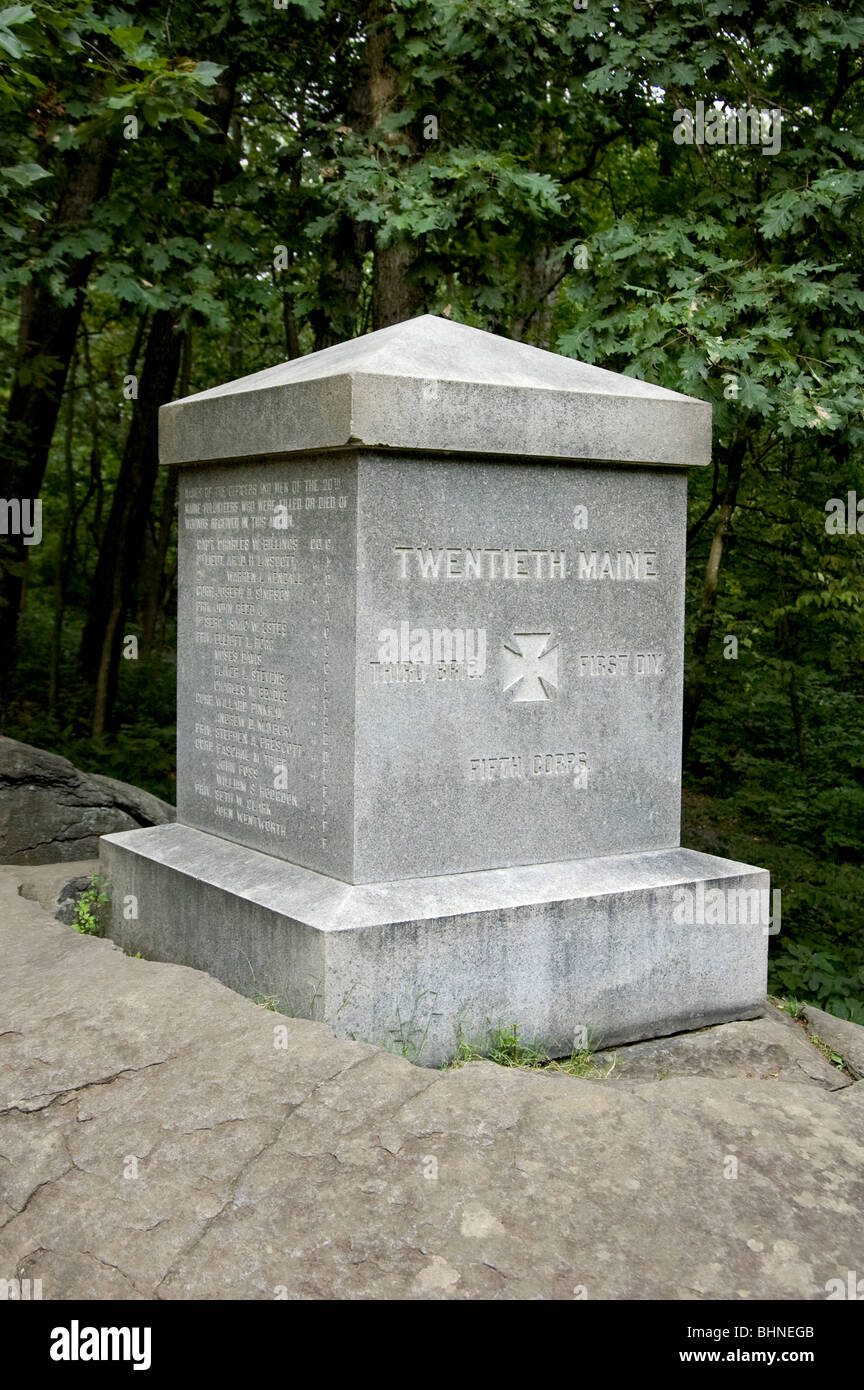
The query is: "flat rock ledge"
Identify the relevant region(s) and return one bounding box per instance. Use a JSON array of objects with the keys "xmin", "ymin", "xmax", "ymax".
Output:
[{"xmin": 1, "ymin": 861, "xmax": 862, "ymax": 1301}]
